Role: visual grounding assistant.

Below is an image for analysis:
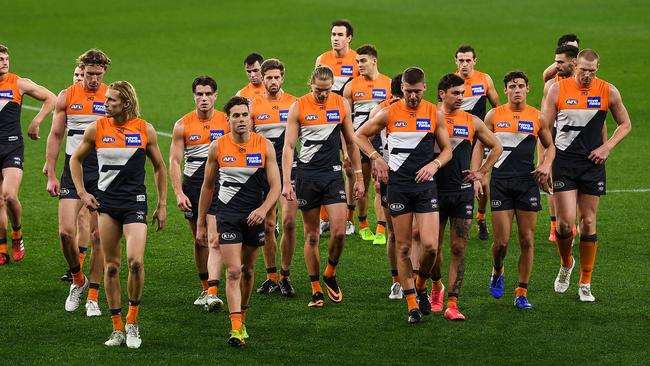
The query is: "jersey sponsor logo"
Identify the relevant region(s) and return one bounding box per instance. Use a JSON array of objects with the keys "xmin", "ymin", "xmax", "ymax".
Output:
[
  {"xmin": 372, "ymin": 89, "xmax": 387, "ymax": 99},
  {"xmin": 0, "ymin": 90, "xmax": 14, "ymax": 99},
  {"xmin": 69, "ymin": 103, "xmax": 84, "ymax": 110},
  {"xmin": 416, "ymin": 118, "xmax": 431, "ymax": 130},
  {"xmin": 210, "ymin": 130, "xmax": 225, "ymax": 141},
  {"xmin": 518, "ymin": 121, "xmax": 534, "ymax": 133},
  {"xmin": 279, "ymin": 110, "xmax": 289, "ymax": 122},
  {"xmin": 393, "ymin": 120, "xmax": 407, "ymax": 128},
  {"xmin": 341, "ymin": 65, "xmax": 354, "ymax": 76},
  {"xmin": 305, "ymin": 114, "xmax": 318, "ymax": 121},
  {"xmin": 496, "ymin": 122, "xmax": 510, "ymax": 129},
  {"xmin": 188, "ymin": 134, "xmax": 202, "ymax": 141},
  {"xmin": 222, "ymin": 155, "xmax": 236, "ymax": 163},
  {"xmin": 587, "ymin": 96, "xmax": 601, "ymax": 108},
  {"xmin": 353, "ymin": 91, "xmax": 366, "ymax": 98},
  {"xmin": 125, "ymin": 133, "xmax": 142, "ymax": 146},
  {"xmin": 471, "ymin": 85, "xmax": 485, "ymax": 95},
  {"xmin": 246, "ymin": 153, "xmax": 263, "ymax": 167},
  {"xmin": 565, "ymin": 98, "xmax": 579, "ymax": 106},
  {"xmin": 93, "ymin": 102, "xmax": 106, "ymax": 115},
  {"xmin": 326, "ymin": 110, "xmax": 341, "ymax": 122},
  {"xmin": 136, "ymin": 194, "xmax": 146, "ymax": 202},
  {"xmin": 102, "ymin": 136, "xmax": 116, "ymax": 143},
  {"xmin": 389, "ymin": 203, "xmax": 405, "ymax": 212},
  {"xmin": 60, "ymin": 188, "xmax": 70, "ymax": 197},
  {"xmin": 453, "ymin": 125, "xmax": 469, "ymax": 137},
  {"xmin": 221, "ymin": 232, "xmax": 237, "ymax": 241},
  {"xmin": 256, "ymin": 113, "xmax": 271, "ymax": 121},
  {"xmin": 491, "ymin": 199, "xmax": 502, "ymax": 208},
  {"xmin": 553, "ymin": 180, "xmax": 565, "ymax": 189},
  {"xmin": 297, "ymin": 199, "xmax": 307, "ymax": 207}
]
